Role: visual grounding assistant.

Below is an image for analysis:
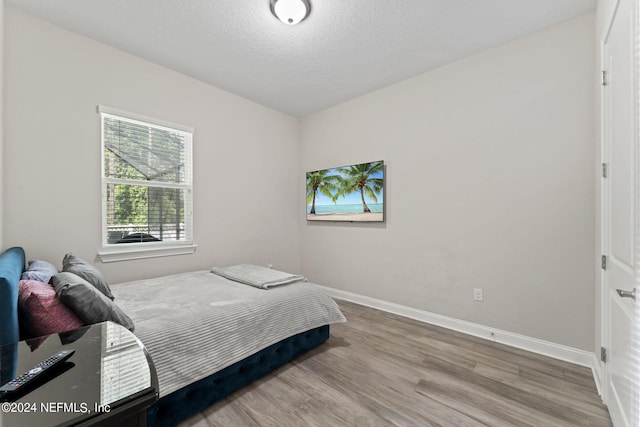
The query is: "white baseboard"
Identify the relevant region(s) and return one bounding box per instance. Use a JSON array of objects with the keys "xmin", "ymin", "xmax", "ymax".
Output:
[
  {"xmin": 590, "ymin": 353, "xmax": 604, "ymax": 398},
  {"xmin": 321, "ymin": 286, "xmax": 598, "ymax": 373}
]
